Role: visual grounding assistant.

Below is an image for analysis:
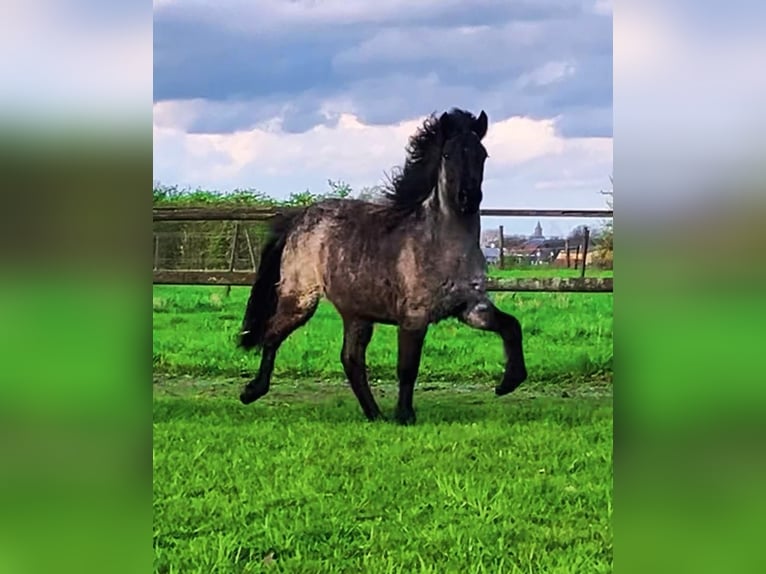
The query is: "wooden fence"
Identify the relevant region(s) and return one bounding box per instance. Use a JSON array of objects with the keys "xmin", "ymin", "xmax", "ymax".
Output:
[{"xmin": 152, "ymin": 206, "xmax": 613, "ymax": 293}]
